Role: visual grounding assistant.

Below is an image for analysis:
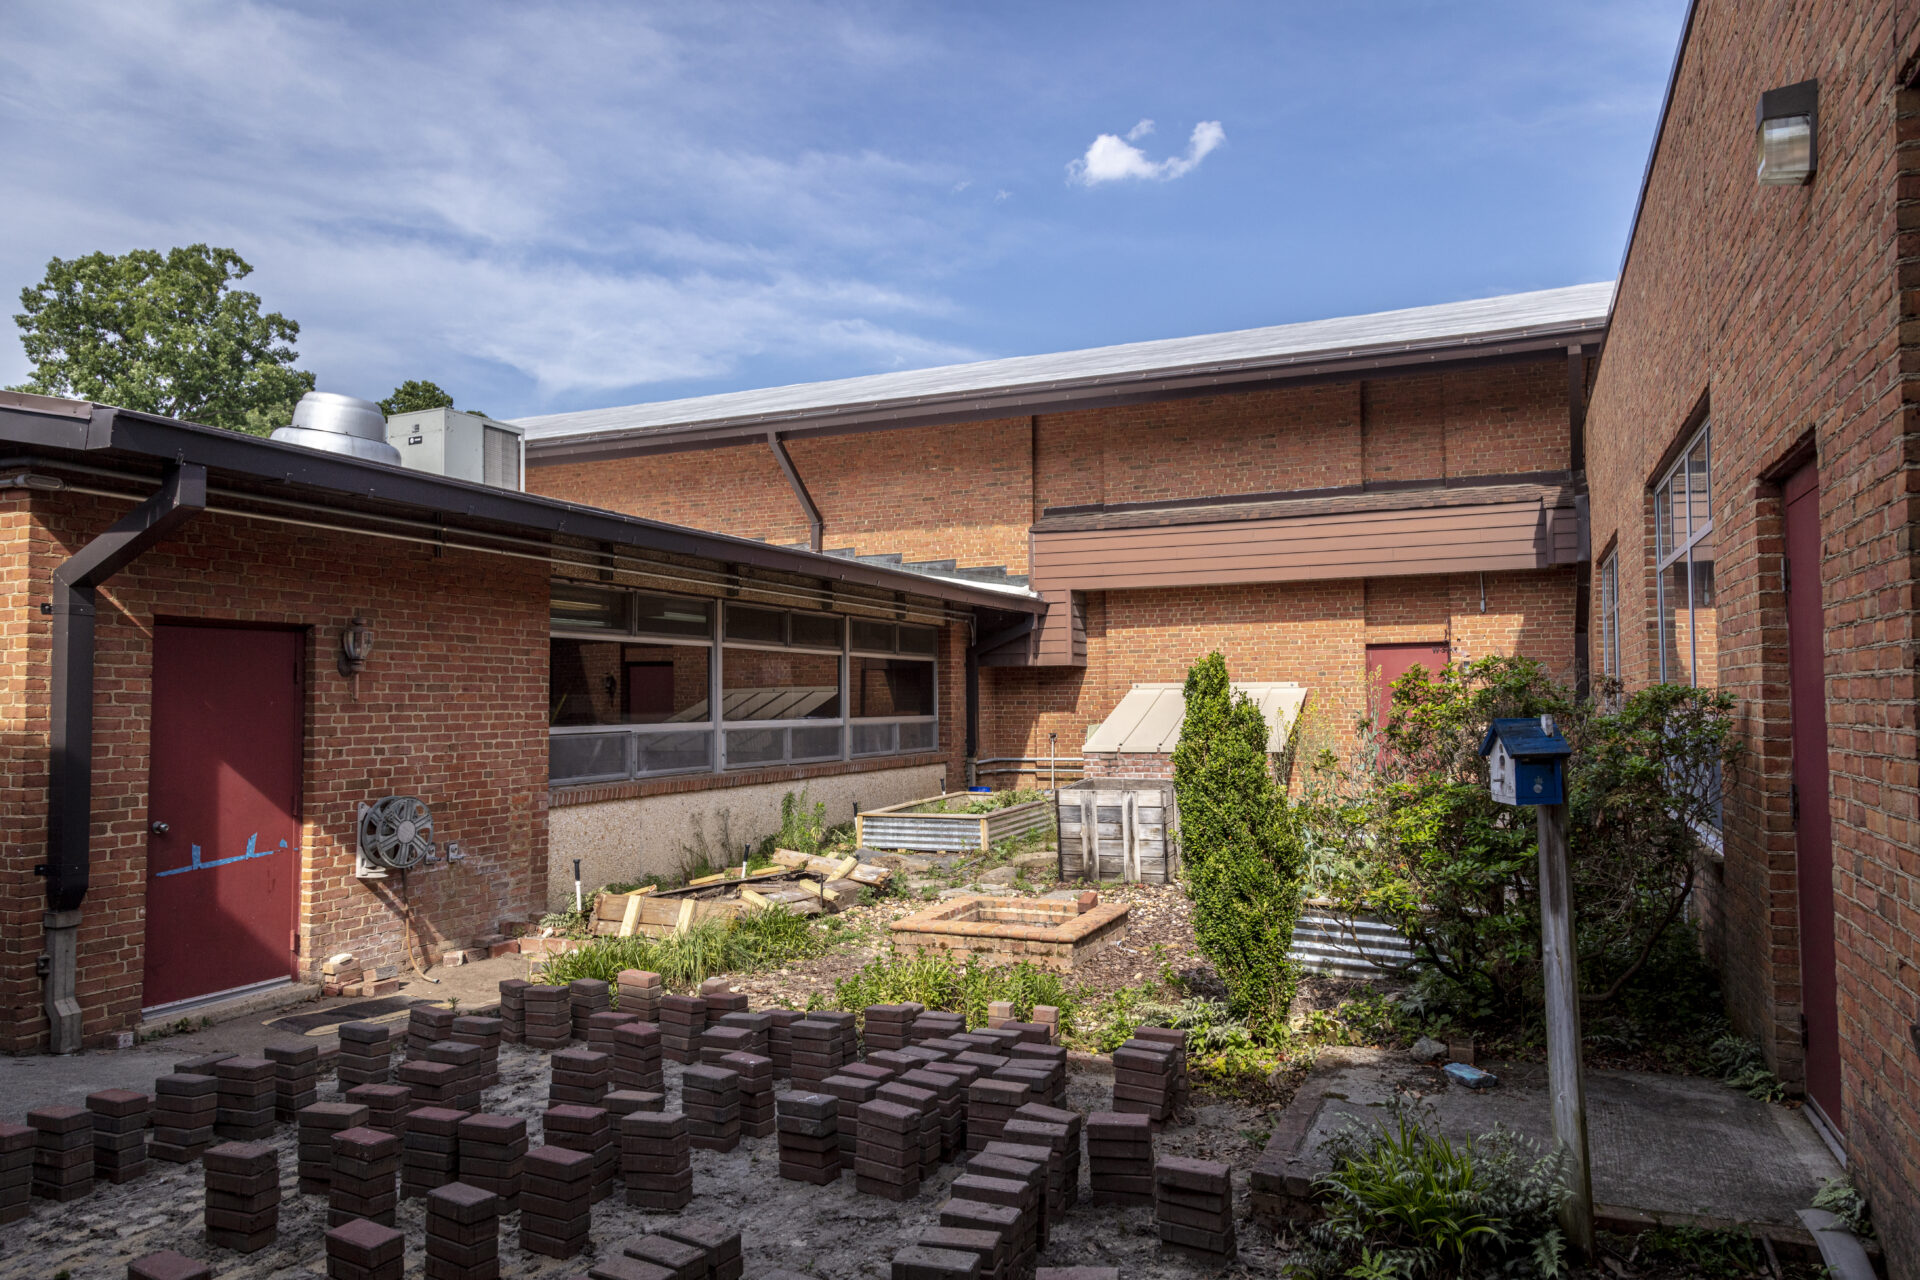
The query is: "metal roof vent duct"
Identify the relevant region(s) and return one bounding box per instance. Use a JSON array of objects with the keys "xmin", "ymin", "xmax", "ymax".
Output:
[{"xmin": 271, "ymin": 392, "xmax": 403, "ymax": 465}]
